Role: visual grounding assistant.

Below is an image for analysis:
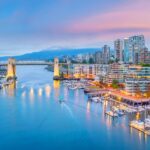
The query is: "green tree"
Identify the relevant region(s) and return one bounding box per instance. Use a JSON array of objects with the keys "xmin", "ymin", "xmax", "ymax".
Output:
[{"xmin": 111, "ymin": 80, "xmax": 119, "ymax": 89}]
